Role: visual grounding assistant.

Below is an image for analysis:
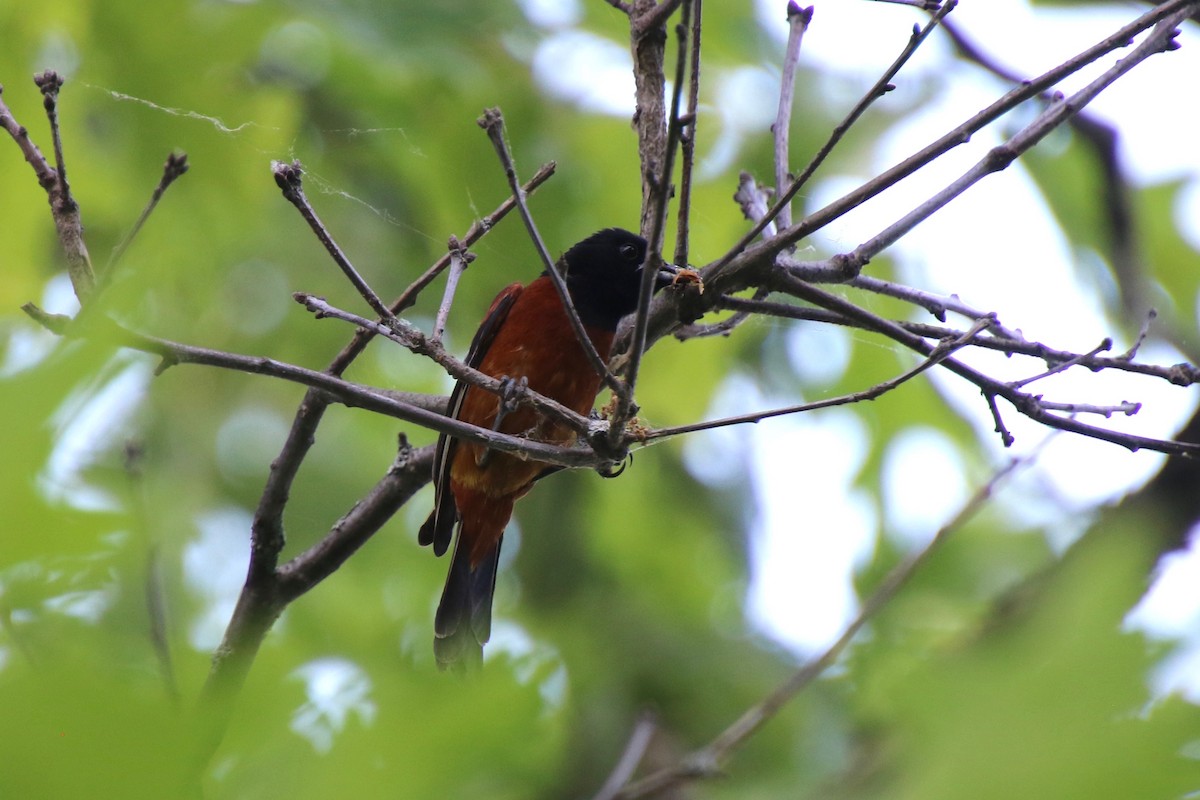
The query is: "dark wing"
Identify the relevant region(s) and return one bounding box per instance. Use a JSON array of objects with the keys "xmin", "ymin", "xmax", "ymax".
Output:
[{"xmin": 418, "ymin": 282, "xmax": 524, "ymax": 556}]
